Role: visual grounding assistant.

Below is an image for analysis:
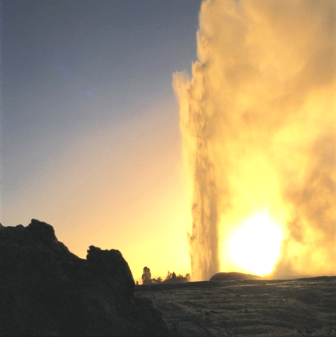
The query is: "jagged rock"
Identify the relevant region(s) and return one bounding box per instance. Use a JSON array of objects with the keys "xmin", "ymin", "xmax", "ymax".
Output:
[{"xmin": 0, "ymin": 219, "xmax": 169, "ymax": 336}]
